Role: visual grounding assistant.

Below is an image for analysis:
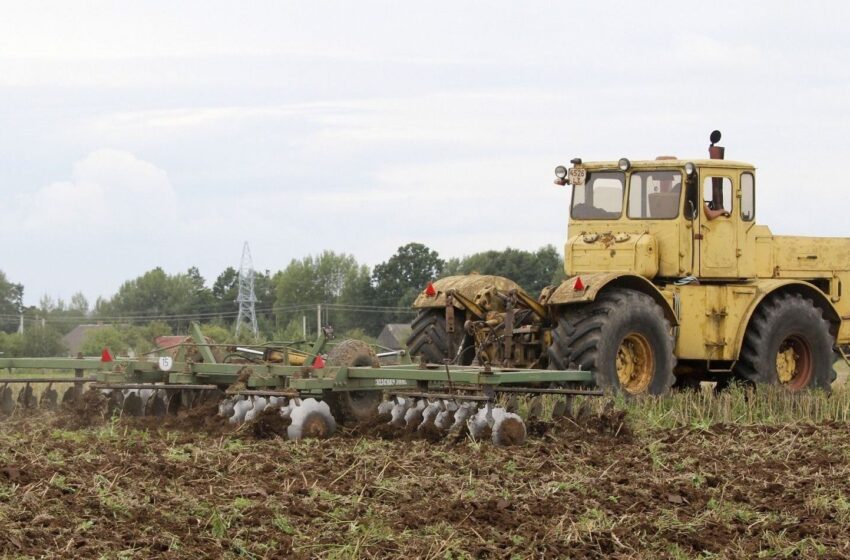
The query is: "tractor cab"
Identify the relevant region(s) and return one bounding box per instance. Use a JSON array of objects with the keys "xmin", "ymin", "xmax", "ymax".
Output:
[{"xmin": 555, "ymin": 131, "xmax": 757, "ymax": 281}]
